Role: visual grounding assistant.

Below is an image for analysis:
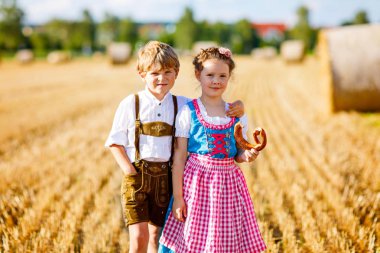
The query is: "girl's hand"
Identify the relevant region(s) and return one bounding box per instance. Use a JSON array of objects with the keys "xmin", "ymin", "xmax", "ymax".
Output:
[
  {"xmin": 226, "ymin": 100, "xmax": 244, "ymax": 118},
  {"xmin": 172, "ymin": 197, "xmax": 187, "ymax": 222},
  {"xmin": 241, "ymin": 148, "xmax": 259, "ymax": 163}
]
